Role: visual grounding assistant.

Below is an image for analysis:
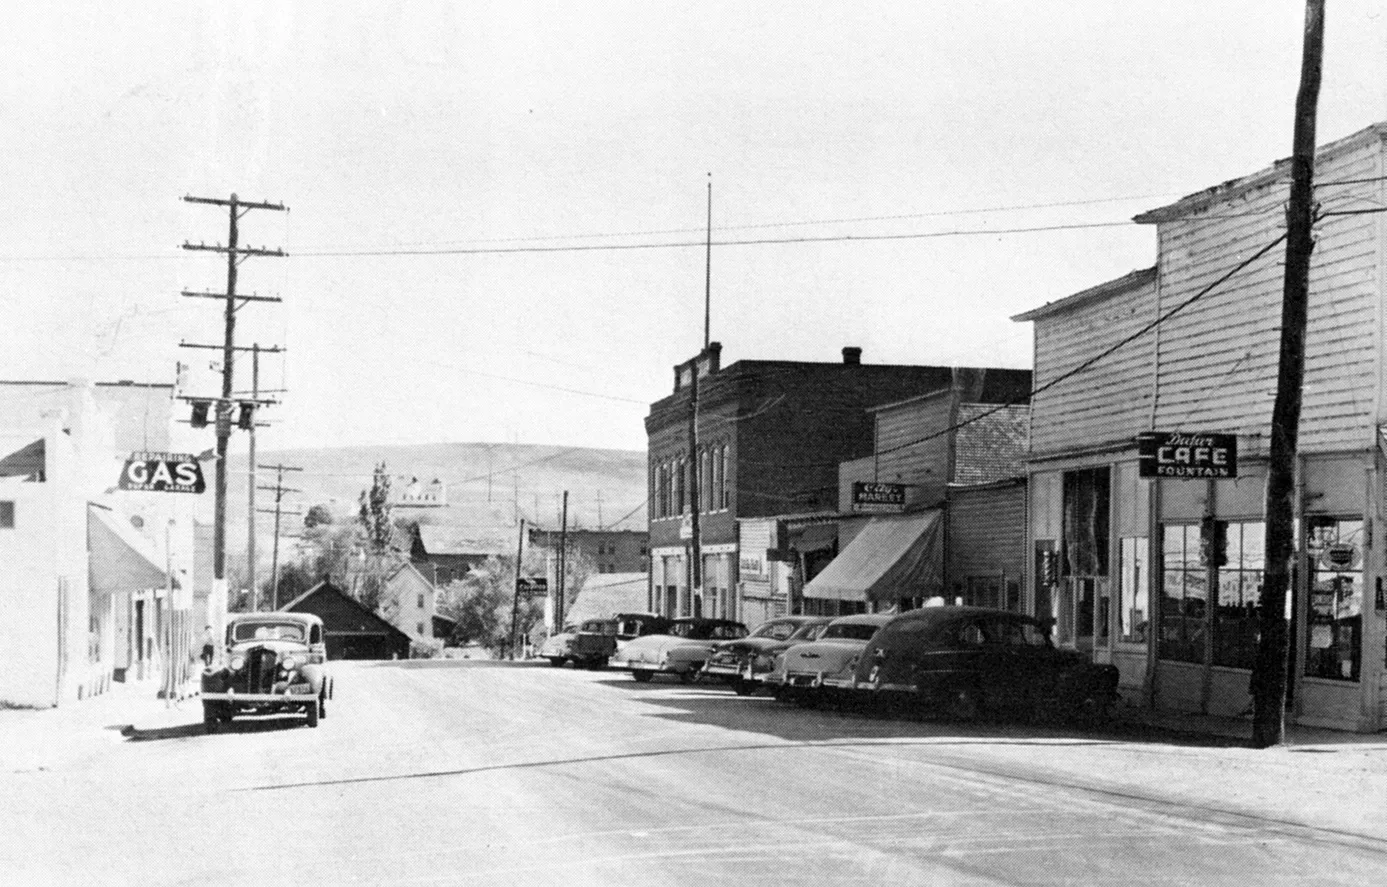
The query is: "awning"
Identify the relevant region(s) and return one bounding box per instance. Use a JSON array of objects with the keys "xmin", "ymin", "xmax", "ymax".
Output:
[
  {"xmin": 801, "ymin": 511, "xmax": 941, "ymax": 603},
  {"xmin": 88, "ymin": 504, "xmax": 167, "ymax": 595}
]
